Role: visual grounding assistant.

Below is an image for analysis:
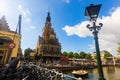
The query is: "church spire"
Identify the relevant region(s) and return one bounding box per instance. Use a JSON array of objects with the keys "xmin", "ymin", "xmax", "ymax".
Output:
[{"xmin": 46, "ymin": 11, "xmax": 51, "ymax": 22}]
